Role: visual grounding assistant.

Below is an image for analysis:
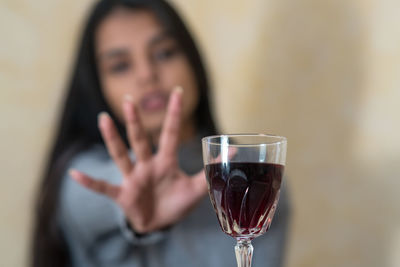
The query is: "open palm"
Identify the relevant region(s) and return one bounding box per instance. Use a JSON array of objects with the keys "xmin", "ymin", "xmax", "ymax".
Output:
[{"xmin": 70, "ymin": 88, "xmax": 207, "ymax": 233}]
